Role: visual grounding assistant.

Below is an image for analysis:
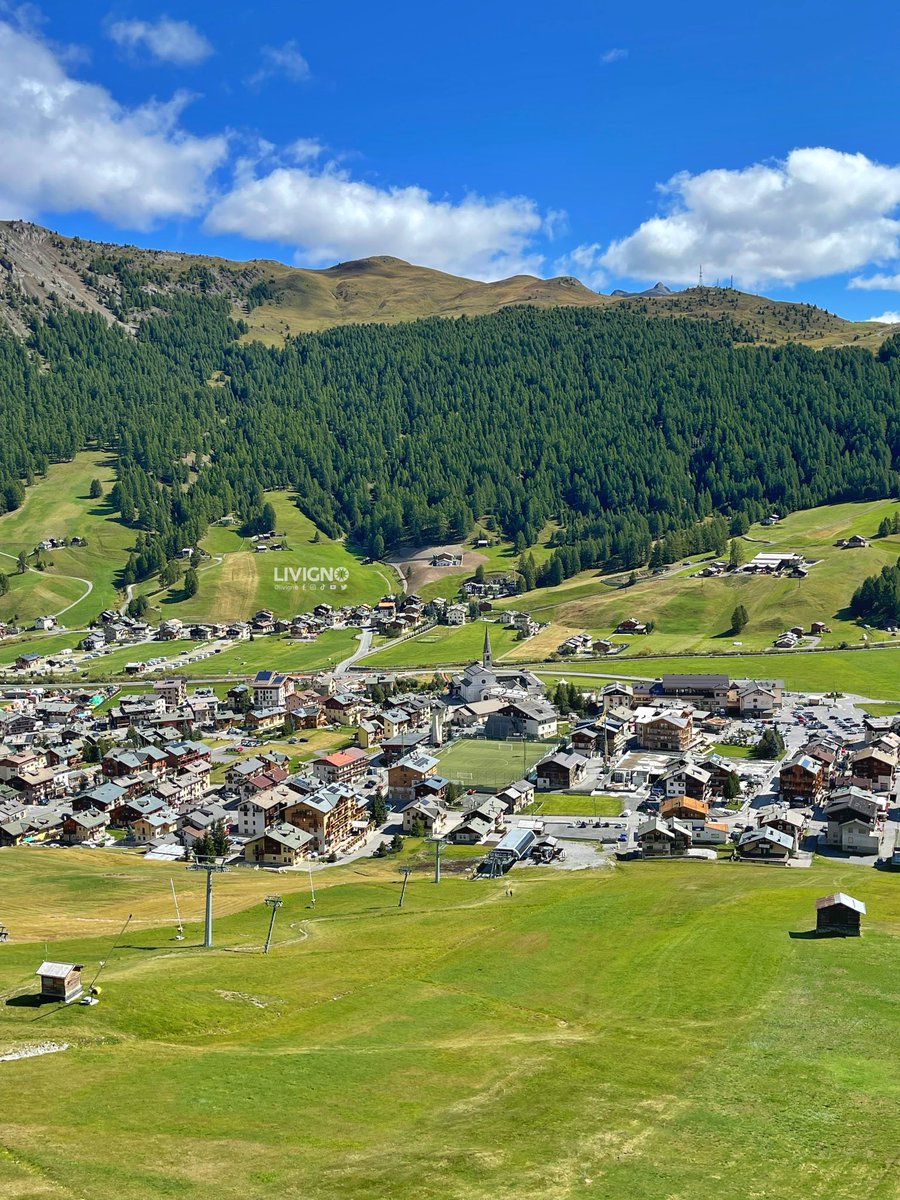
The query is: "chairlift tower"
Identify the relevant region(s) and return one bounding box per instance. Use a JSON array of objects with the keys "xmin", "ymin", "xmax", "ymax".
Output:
[
  {"xmin": 263, "ymin": 895, "xmax": 283, "ymax": 954},
  {"xmin": 189, "ymin": 856, "xmax": 229, "ymax": 948},
  {"xmin": 426, "ymin": 835, "xmax": 449, "ymax": 884}
]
